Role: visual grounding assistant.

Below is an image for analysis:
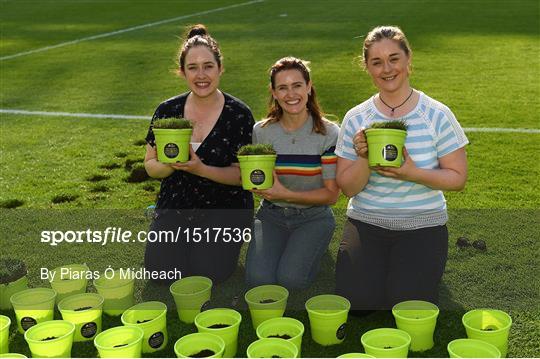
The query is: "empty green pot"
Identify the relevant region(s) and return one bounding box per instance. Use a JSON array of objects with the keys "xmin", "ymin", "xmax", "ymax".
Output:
[
  {"xmin": 0, "ymin": 276, "xmax": 28, "ymax": 310},
  {"xmin": 246, "ymin": 338, "xmax": 298, "ymax": 358},
  {"xmin": 237, "ymin": 155, "xmax": 278, "ymax": 190},
  {"xmin": 256, "ymin": 317, "xmax": 304, "ymax": 356},
  {"xmin": 305, "ymin": 294, "xmax": 350, "ymax": 346},
  {"xmin": 49, "ymin": 264, "xmax": 89, "ymax": 304},
  {"xmin": 174, "ymin": 333, "xmax": 225, "ymax": 358},
  {"xmin": 121, "ymin": 301, "xmax": 168, "ymax": 353},
  {"xmin": 365, "ymin": 128, "xmax": 407, "ymax": 167},
  {"xmin": 392, "ymin": 300, "xmax": 439, "ymax": 352},
  {"xmin": 245, "ymin": 285, "xmax": 289, "ymax": 329},
  {"xmin": 10, "ymin": 288, "xmax": 56, "ymax": 333},
  {"xmin": 94, "ymin": 325, "xmax": 144, "ymax": 358},
  {"xmin": 462, "ymin": 309, "xmax": 512, "ymax": 357},
  {"xmin": 24, "ymin": 320, "xmax": 75, "ymax": 358},
  {"xmin": 338, "ymin": 353, "xmax": 375, "ymax": 358},
  {"xmin": 154, "ymin": 128, "xmax": 193, "ymax": 163},
  {"xmin": 448, "ymin": 338, "xmax": 501, "ymax": 358},
  {"xmin": 58, "ymin": 293, "xmax": 104, "ymax": 342},
  {"xmin": 361, "ymin": 328, "xmax": 411, "ymax": 358},
  {"xmin": 93, "ymin": 270, "xmax": 134, "ymax": 316},
  {"xmin": 194, "ymin": 308, "xmax": 242, "ymax": 358},
  {"xmin": 170, "ymin": 276, "xmax": 212, "ymax": 324},
  {"xmin": 0, "ymin": 315, "xmax": 10, "ymax": 354},
  {"xmin": 0, "ymin": 354, "xmax": 27, "ymax": 358}
]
